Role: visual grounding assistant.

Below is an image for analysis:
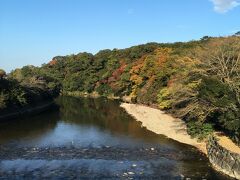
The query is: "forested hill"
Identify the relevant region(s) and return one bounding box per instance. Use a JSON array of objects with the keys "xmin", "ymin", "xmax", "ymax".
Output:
[{"xmin": 5, "ymin": 35, "xmax": 240, "ymax": 143}]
